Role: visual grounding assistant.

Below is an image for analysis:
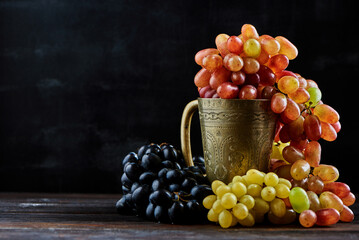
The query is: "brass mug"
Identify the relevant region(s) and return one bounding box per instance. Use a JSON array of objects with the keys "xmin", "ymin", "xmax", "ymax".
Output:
[{"xmin": 180, "ymin": 98, "xmax": 277, "ymax": 184}]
